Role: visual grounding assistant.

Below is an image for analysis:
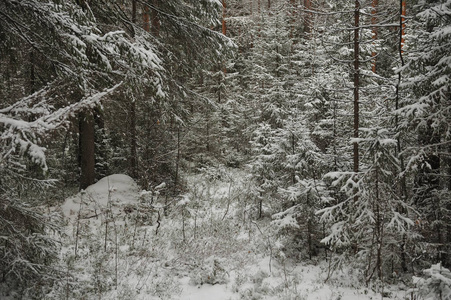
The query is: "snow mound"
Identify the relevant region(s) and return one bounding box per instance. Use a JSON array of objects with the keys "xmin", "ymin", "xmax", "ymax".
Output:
[{"xmin": 61, "ymin": 174, "xmax": 140, "ymax": 220}]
